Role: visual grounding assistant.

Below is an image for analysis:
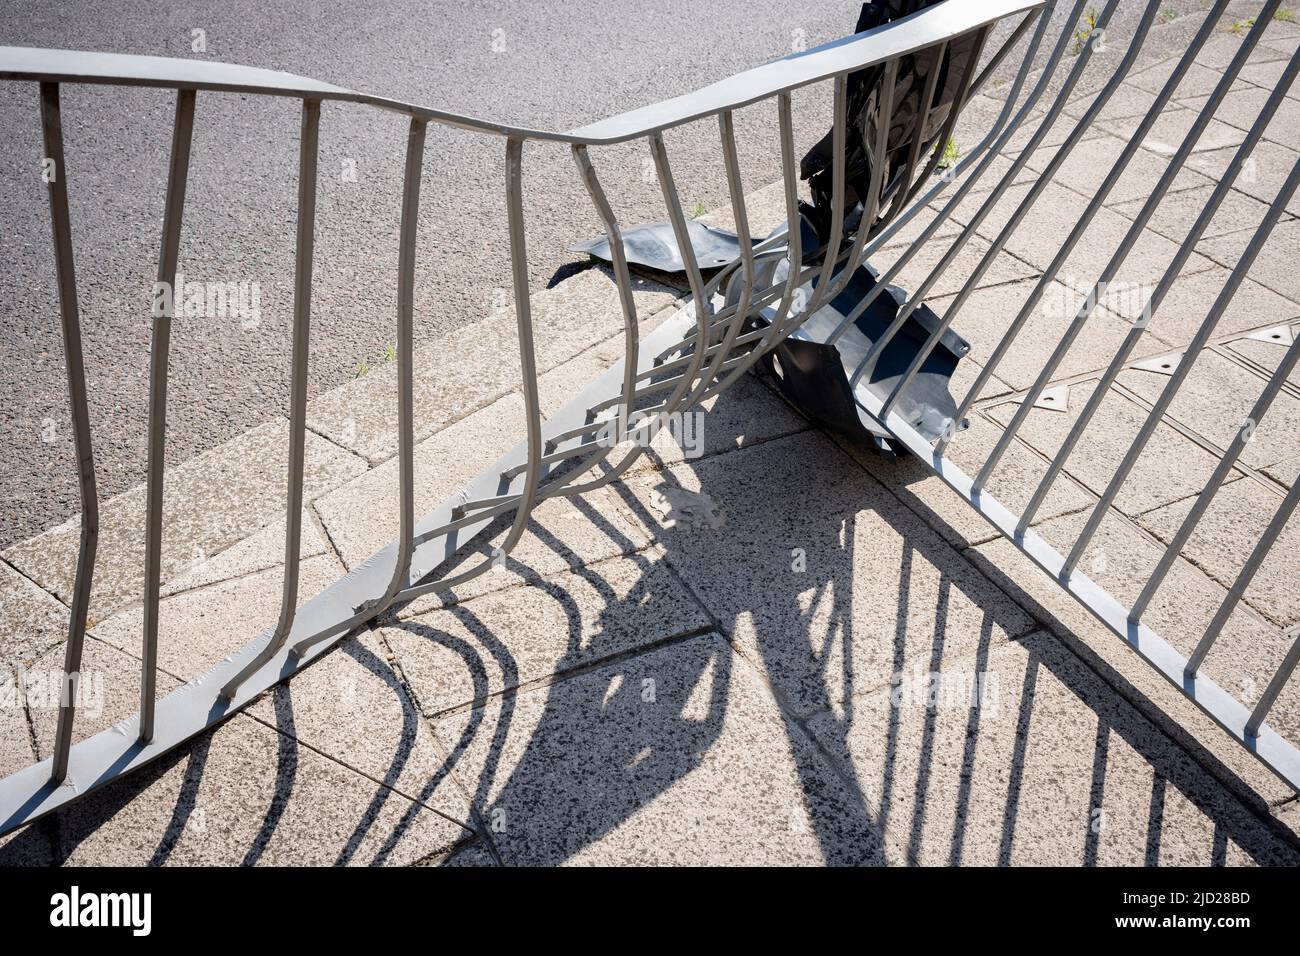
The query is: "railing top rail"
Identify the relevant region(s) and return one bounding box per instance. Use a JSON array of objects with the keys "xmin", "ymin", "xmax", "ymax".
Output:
[{"xmin": 0, "ymin": 0, "xmax": 1041, "ymax": 145}]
